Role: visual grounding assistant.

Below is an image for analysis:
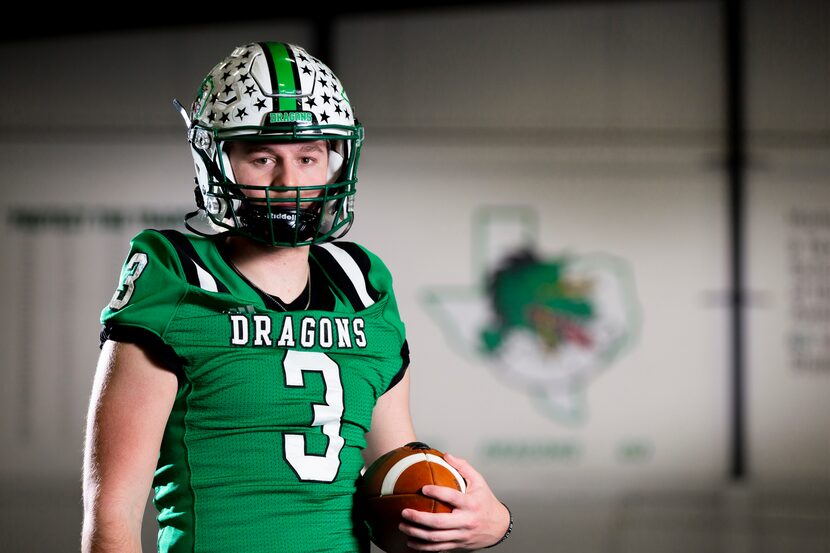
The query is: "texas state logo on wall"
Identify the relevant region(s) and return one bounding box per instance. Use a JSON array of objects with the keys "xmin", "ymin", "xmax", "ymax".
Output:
[{"xmin": 424, "ymin": 207, "xmax": 641, "ymax": 424}]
